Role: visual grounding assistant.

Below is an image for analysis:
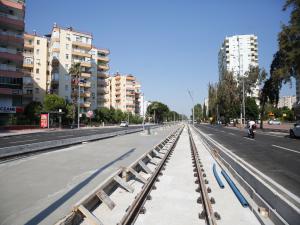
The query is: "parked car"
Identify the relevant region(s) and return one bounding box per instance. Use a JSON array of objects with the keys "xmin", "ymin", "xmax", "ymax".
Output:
[
  {"xmin": 268, "ymin": 119, "xmax": 281, "ymax": 125},
  {"xmin": 120, "ymin": 121, "xmax": 128, "ymax": 127},
  {"xmin": 290, "ymin": 123, "xmax": 300, "ymax": 138}
]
